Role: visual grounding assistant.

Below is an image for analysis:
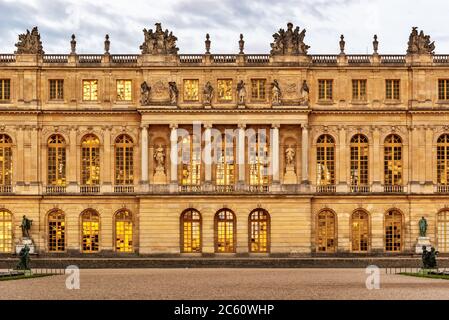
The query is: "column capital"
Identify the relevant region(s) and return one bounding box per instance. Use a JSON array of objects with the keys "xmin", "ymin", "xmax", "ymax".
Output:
[
  {"xmin": 238, "ymin": 123, "xmax": 246, "ymax": 129},
  {"xmin": 271, "ymin": 123, "xmax": 280, "ymax": 129},
  {"xmin": 203, "ymin": 123, "xmax": 213, "ymax": 129},
  {"xmin": 140, "ymin": 124, "xmax": 149, "ymax": 131},
  {"xmin": 170, "ymin": 123, "xmax": 178, "ymax": 129},
  {"xmin": 301, "ymin": 124, "xmax": 310, "ymax": 130}
]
